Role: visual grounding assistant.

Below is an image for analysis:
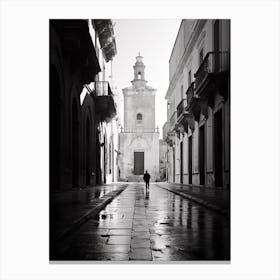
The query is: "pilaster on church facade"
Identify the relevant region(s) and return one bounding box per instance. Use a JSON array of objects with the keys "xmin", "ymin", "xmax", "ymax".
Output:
[{"xmin": 119, "ymin": 55, "xmax": 160, "ymax": 182}]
